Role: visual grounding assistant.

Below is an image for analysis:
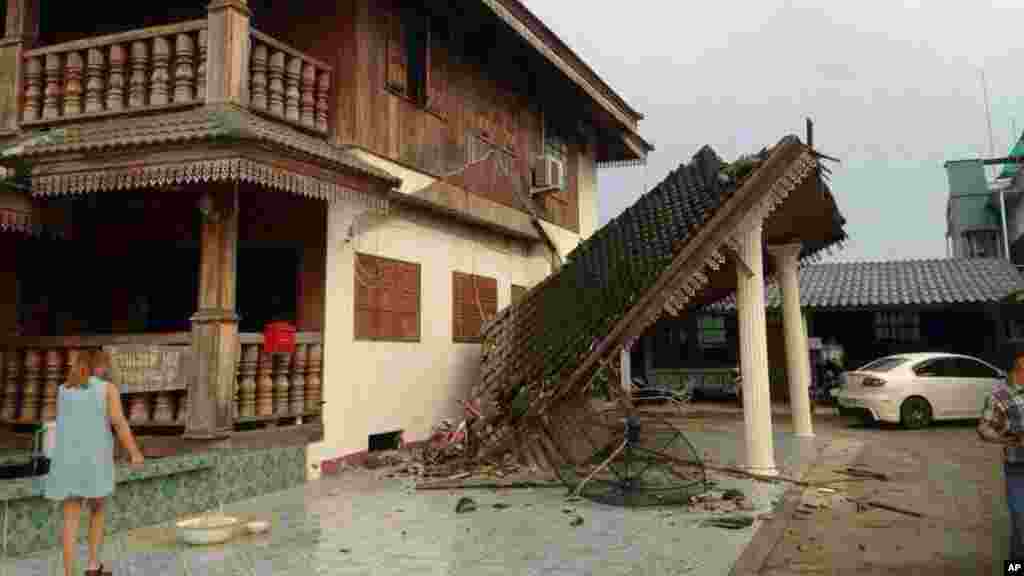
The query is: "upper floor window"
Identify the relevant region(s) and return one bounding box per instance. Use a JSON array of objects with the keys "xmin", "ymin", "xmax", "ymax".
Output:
[
  {"xmin": 386, "ymin": 8, "xmax": 428, "ymax": 105},
  {"xmin": 543, "ymin": 116, "xmax": 568, "ymax": 162},
  {"xmin": 386, "ymin": 9, "xmax": 447, "ymax": 117},
  {"xmin": 874, "ymin": 310, "xmax": 919, "ymax": 343}
]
